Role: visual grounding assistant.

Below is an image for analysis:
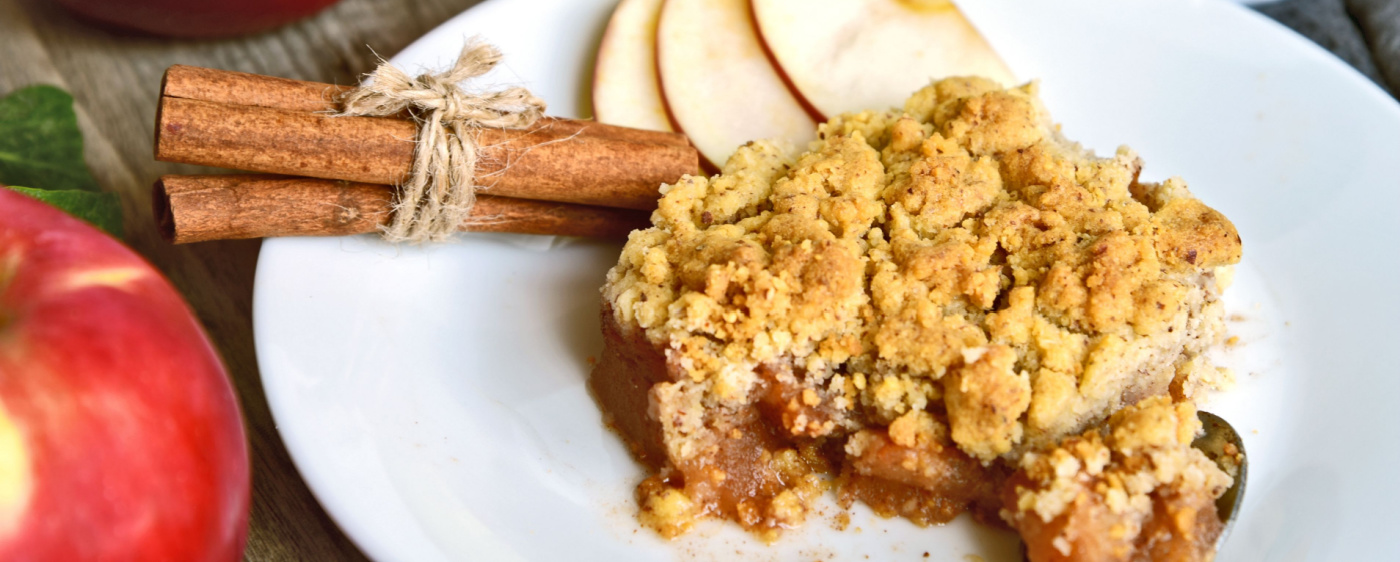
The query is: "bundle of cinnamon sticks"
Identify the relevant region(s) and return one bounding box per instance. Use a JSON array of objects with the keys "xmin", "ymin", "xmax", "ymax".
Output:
[{"xmin": 153, "ymin": 65, "xmax": 700, "ymax": 243}]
